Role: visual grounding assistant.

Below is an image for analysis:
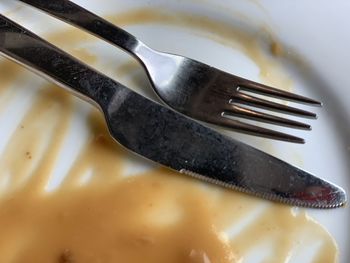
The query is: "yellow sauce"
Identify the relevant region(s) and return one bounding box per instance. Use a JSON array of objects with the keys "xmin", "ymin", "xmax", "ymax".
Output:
[{"xmin": 0, "ymin": 8, "xmax": 338, "ymax": 263}]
